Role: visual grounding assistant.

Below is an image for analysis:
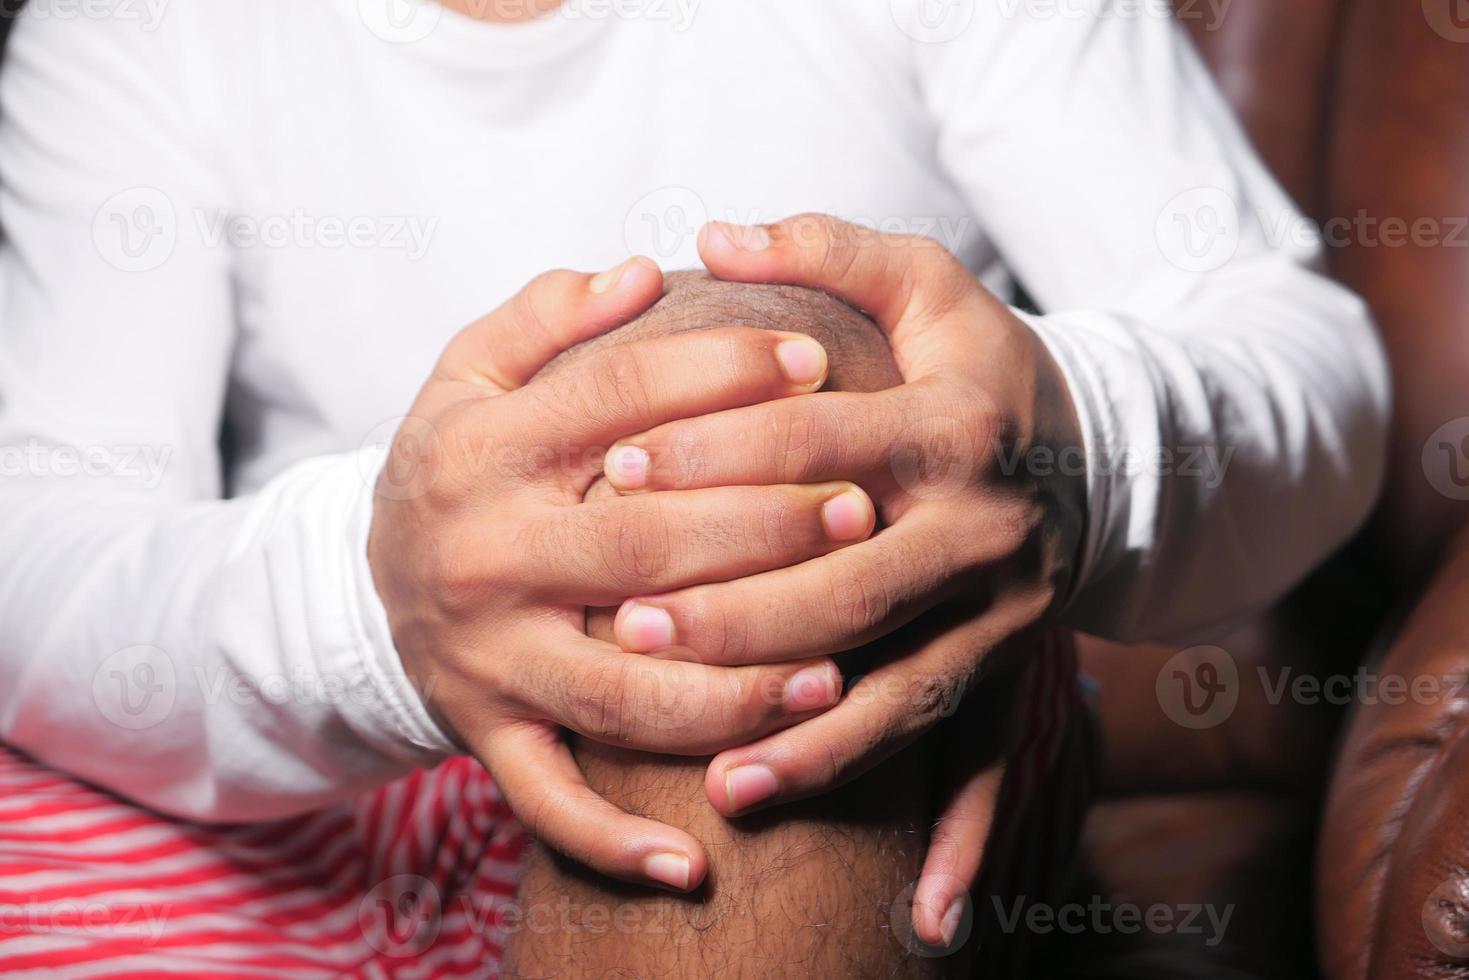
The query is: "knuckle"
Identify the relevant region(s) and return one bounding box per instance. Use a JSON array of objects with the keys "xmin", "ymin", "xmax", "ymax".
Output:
[
  {"xmin": 660, "ymin": 424, "xmax": 712, "ymax": 486},
  {"xmin": 384, "ymin": 413, "xmax": 454, "ymax": 504},
  {"xmin": 911, "ymin": 387, "xmax": 999, "ymax": 484},
  {"xmin": 701, "ymin": 670, "xmax": 748, "ymax": 737},
  {"xmin": 901, "ymin": 239, "xmax": 968, "ymax": 318},
  {"xmin": 589, "ymin": 346, "xmax": 655, "ymax": 428},
  {"xmin": 908, "ymin": 672, "xmax": 958, "ymax": 727},
  {"xmin": 982, "ymin": 499, "xmax": 1045, "ymax": 563},
  {"xmin": 709, "ymin": 328, "xmax": 761, "ymax": 382},
  {"xmin": 528, "ymin": 373, "xmax": 592, "ymax": 438},
  {"xmin": 816, "ymin": 235, "xmax": 859, "ymax": 283},
  {"xmin": 775, "ymin": 403, "xmax": 837, "ymax": 482},
  {"xmin": 816, "ymin": 737, "xmax": 850, "ymax": 789},
  {"xmin": 691, "ymin": 592, "xmax": 751, "ymax": 665},
  {"xmin": 437, "ymin": 402, "xmax": 512, "ymax": 485},
  {"xmin": 783, "ymin": 211, "xmax": 833, "ymax": 249},
  {"xmin": 515, "ymin": 785, "xmax": 556, "ymax": 836},
  {"xmin": 524, "ymin": 364, "xmax": 581, "ymax": 421},
  {"xmin": 601, "ymin": 501, "xmax": 675, "ymax": 590},
  {"xmin": 523, "ymin": 268, "xmax": 575, "ymax": 319},
  {"xmin": 959, "ymin": 399, "xmax": 1004, "ymax": 462},
  {"xmin": 825, "ymin": 562, "xmax": 894, "ymax": 640},
  {"xmin": 570, "ymin": 658, "xmax": 635, "ymax": 741},
  {"xmin": 784, "ymin": 214, "xmax": 858, "ymax": 281},
  {"xmin": 425, "ymin": 534, "xmax": 488, "ymax": 616},
  {"xmin": 751, "ymin": 491, "xmax": 807, "ymax": 558},
  {"xmin": 514, "ymin": 274, "xmax": 557, "ymax": 342}
]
